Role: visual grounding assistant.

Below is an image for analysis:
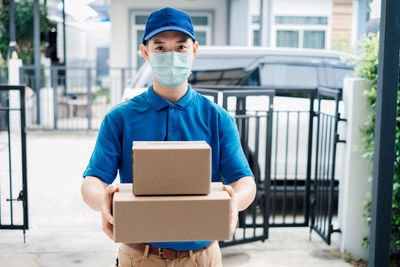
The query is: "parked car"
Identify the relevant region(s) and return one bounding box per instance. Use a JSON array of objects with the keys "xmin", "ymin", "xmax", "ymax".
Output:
[{"xmin": 122, "ymin": 46, "xmax": 354, "ymax": 100}]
